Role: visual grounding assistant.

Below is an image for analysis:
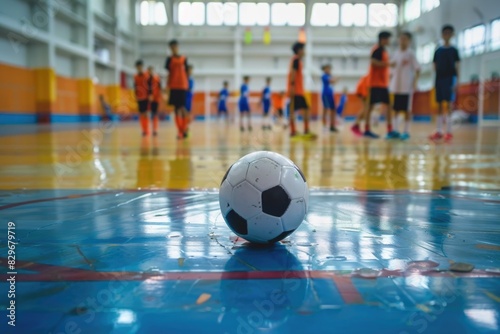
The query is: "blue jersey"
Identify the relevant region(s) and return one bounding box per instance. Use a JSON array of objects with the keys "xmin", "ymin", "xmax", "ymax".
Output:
[
  {"xmin": 218, "ymin": 88, "xmax": 229, "ymax": 109},
  {"xmin": 262, "ymin": 86, "xmax": 271, "ymax": 104},
  {"xmin": 240, "ymin": 84, "xmax": 249, "ymax": 102},
  {"xmin": 185, "ymin": 77, "xmax": 194, "ymax": 111},
  {"xmin": 322, "ymin": 73, "xmax": 333, "ymax": 96}
]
